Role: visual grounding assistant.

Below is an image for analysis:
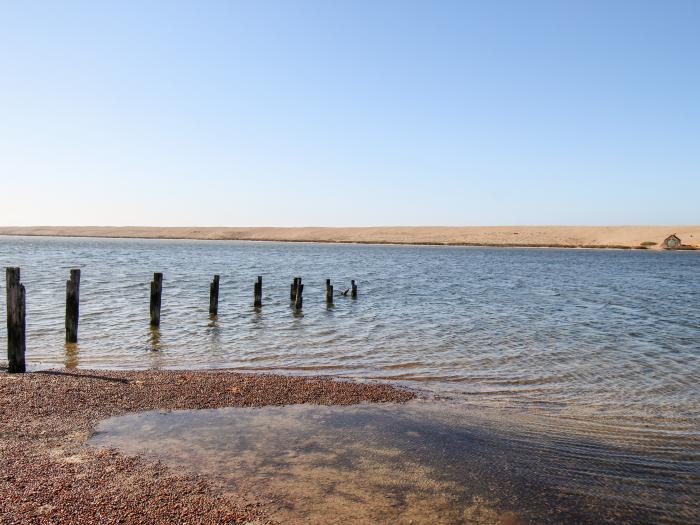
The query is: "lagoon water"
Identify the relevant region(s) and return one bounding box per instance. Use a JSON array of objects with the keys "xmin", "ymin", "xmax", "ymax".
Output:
[{"xmin": 3, "ymin": 235, "xmax": 699, "ymax": 522}]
